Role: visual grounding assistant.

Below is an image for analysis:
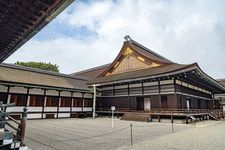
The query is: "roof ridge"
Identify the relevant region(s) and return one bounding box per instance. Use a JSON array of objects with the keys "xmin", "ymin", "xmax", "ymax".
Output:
[
  {"xmin": 129, "ymin": 39, "xmax": 173, "ymax": 63},
  {"xmin": 70, "ymin": 63, "xmax": 110, "ymax": 75},
  {"xmin": 0, "ymin": 63, "xmax": 89, "ymax": 81}
]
